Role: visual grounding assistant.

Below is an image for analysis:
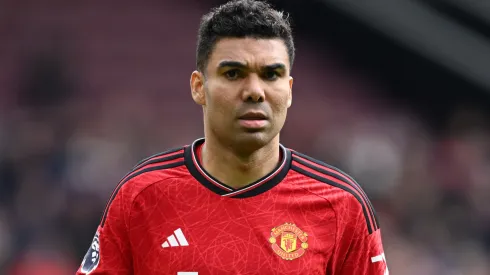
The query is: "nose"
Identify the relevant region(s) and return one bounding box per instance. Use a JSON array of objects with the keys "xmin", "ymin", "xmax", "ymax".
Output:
[{"xmin": 241, "ymin": 74, "xmax": 265, "ymax": 103}]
